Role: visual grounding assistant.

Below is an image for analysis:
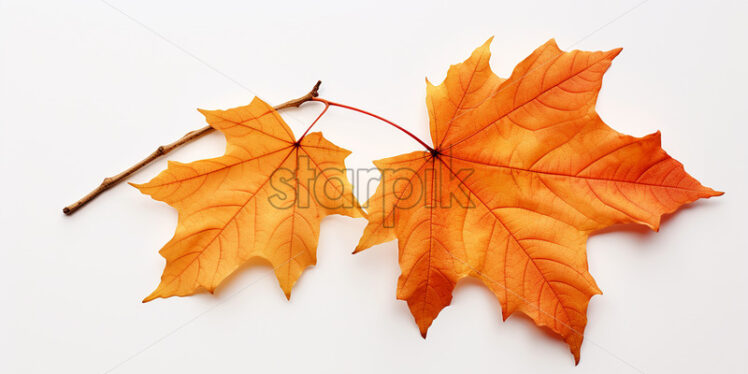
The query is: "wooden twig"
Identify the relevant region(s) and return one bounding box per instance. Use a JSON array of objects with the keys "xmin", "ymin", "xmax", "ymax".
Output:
[{"xmin": 62, "ymin": 81, "xmax": 322, "ymax": 215}]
